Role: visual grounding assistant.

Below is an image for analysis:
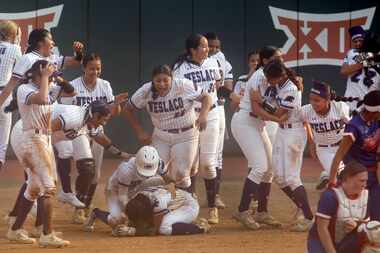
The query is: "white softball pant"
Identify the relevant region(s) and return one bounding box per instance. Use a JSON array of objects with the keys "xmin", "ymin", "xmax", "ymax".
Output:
[
  {"xmin": 316, "ymin": 145, "xmax": 344, "ymax": 175},
  {"xmin": 216, "ymin": 104, "xmax": 226, "ymax": 169},
  {"xmin": 192, "ymin": 116, "xmax": 220, "ymax": 180},
  {"xmin": 11, "ymin": 120, "xmax": 57, "ymax": 201},
  {"xmin": 273, "ymin": 126, "xmax": 307, "ymax": 190},
  {"xmin": 231, "ymin": 111, "xmax": 272, "ymax": 184},
  {"xmin": 159, "ymin": 191, "xmax": 199, "ymax": 235},
  {"xmin": 152, "ymin": 127, "xmax": 199, "ymax": 188},
  {"xmin": 0, "ymin": 93, "xmax": 12, "ymax": 164}
]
